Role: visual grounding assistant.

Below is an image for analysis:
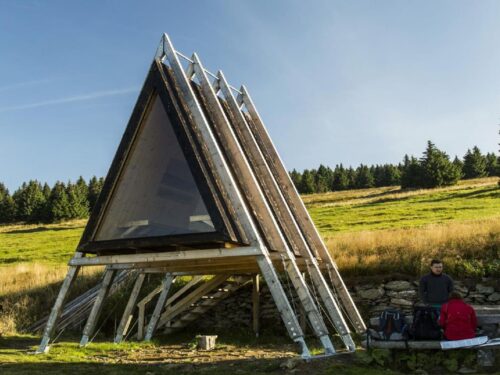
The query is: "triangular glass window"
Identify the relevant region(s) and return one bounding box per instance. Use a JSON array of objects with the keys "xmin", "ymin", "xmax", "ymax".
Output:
[{"xmin": 95, "ymin": 95, "xmax": 215, "ymax": 241}]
